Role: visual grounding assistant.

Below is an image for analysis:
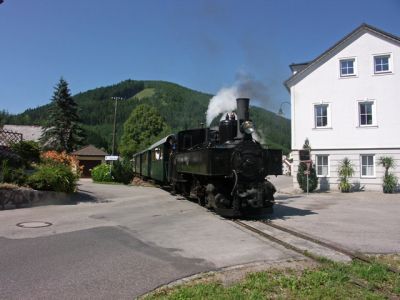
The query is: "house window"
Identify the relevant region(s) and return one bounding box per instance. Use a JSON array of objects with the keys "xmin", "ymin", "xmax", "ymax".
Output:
[
  {"xmin": 314, "ymin": 104, "xmax": 329, "ymax": 128},
  {"xmin": 340, "ymin": 58, "xmax": 356, "ymax": 76},
  {"xmin": 361, "ymin": 155, "xmax": 375, "ymax": 177},
  {"xmin": 316, "ymin": 155, "xmax": 329, "ymax": 177},
  {"xmin": 358, "ymin": 101, "xmax": 375, "ymax": 126},
  {"xmin": 374, "ymin": 55, "xmax": 390, "ymax": 73}
]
